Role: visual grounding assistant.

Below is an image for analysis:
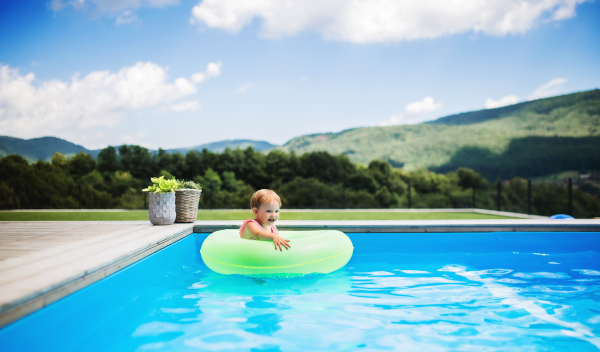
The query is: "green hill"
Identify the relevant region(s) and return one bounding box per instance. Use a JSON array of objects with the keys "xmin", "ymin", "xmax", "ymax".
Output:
[
  {"xmin": 0, "ymin": 136, "xmax": 277, "ymax": 162},
  {"xmin": 168, "ymin": 139, "xmax": 276, "ymax": 154},
  {"xmin": 280, "ymin": 89, "xmax": 600, "ymax": 180},
  {"xmin": 0, "ymin": 136, "xmax": 94, "ymax": 162},
  {"xmin": 430, "ymin": 89, "xmax": 600, "ymax": 126}
]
